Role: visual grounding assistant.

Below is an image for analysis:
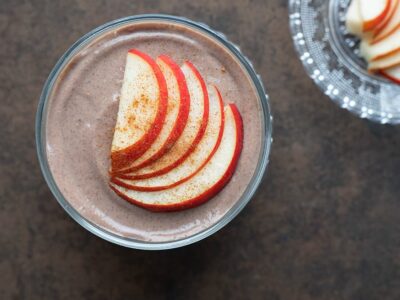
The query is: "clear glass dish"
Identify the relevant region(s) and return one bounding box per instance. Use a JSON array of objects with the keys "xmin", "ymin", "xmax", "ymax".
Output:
[
  {"xmin": 35, "ymin": 15, "xmax": 273, "ymax": 250},
  {"xmin": 289, "ymin": 0, "xmax": 400, "ymax": 124}
]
